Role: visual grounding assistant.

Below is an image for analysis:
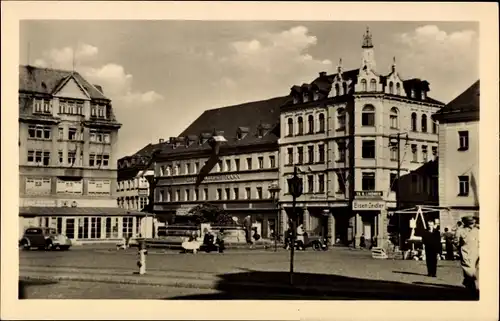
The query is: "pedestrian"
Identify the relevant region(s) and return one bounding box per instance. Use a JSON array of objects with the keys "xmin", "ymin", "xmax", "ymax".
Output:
[
  {"xmin": 454, "ymin": 220, "xmax": 466, "ymax": 261},
  {"xmin": 284, "ymin": 227, "xmax": 292, "ymax": 250},
  {"xmin": 443, "ymin": 227, "xmax": 455, "ymax": 260},
  {"xmin": 296, "ymin": 224, "xmax": 305, "ymax": 250},
  {"xmin": 422, "ymin": 220, "xmax": 441, "ymax": 277},
  {"xmin": 203, "ymin": 228, "xmax": 216, "ymax": 253},
  {"xmin": 243, "ymin": 215, "xmax": 253, "ymax": 247},
  {"xmin": 360, "ymin": 233, "xmax": 366, "ymax": 248},
  {"xmin": 216, "ymin": 229, "xmax": 226, "ymax": 253},
  {"xmin": 458, "ymin": 216, "xmax": 479, "ymax": 296}
]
